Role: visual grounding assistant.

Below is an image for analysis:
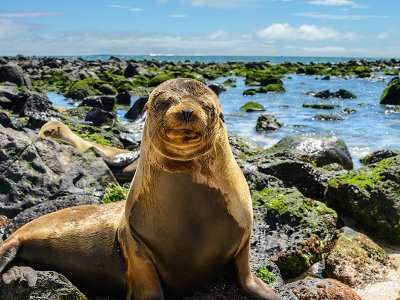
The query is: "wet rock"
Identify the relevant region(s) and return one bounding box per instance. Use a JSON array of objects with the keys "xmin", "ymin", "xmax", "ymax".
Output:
[
  {"xmin": 0, "ymin": 126, "xmax": 116, "ymax": 218},
  {"xmin": 324, "ymin": 227, "xmax": 390, "ymax": 287},
  {"xmin": 303, "ymin": 103, "xmax": 340, "ymax": 109},
  {"xmin": 80, "ymin": 95, "xmax": 116, "ymax": 112},
  {"xmin": 240, "ymin": 101, "xmax": 266, "ymax": 112},
  {"xmin": 184, "ymin": 260, "xmax": 297, "ymax": 300},
  {"xmin": 0, "ymin": 84, "xmax": 19, "ymax": 109},
  {"xmin": 325, "ymin": 155, "xmax": 400, "ymax": 243},
  {"xmin": 18, "ymin": 94, "xmax": 61, "ymax": 129},
  {"xmin": 228, "ymin": 133, "xmax": 264, "ymax": 160},
  {"xmin": 360, "ymin": 149, "xmax": 400, "ymax": 165},
  {"xmin": 0, "ymin": 269, "xmax": 87, "ymax": 300},
  {"xmin": 0, "ymin": 64, "xmax": 32, "ymax": 88},
  {"xmin": 124, "ymin": 97, "xmax": 148, "ymax": 121},
  {"xmin": 342, "ymin": 108, "xmax": 356, "ymax": 114},
  {"xmin": 287, "ymin": 278, "xmax": 361, "ymax": 300},
  {"xmin": 246, "ymin": 151, "xmax": 329, "ymax": 199},
  {"xmin": 266, "ymin": 134, "xmax": 353, "ymax": 170},
  {"xmin": 313, "ymin": 114, "xmax": 344, "ymax": 121},
  {"xmin": 124, "ymin": 62, "xmax": 148, "ymax": 78},
  {"xmin": 256, "ymin": 114, "xmax": 282, "ymax": 133},
  {"xmin": 0, "ymin": 111, "xmax": 14, "ymax": 128},
  {"xmin": 380, "ymin": 77, "xmax": 400, "ymax": 105},
  {"xmin": 85, "ymin": 107, "xmax": 116, "ymax": 126},
  {"xmin": 116, "ymin": 90, "xmax": 131, "ymax": 105},
  {"xmin": 207, "ymin": 82, "xmax": 226, "ymax": 96},
  {"xmin": 311, "ymin": 89, "xmax": 357, "ymax": 99},
  {"xmin": 4, "ymin": 195, "xmax": 101, "ymax": 237}
]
